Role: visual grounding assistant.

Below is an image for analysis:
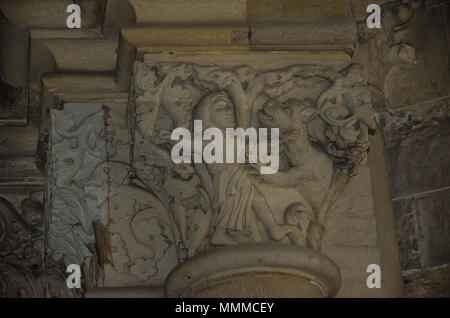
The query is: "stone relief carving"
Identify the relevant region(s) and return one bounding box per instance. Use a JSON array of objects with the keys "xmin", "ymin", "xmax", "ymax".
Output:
[
  {"xmin": 81, "ymin": 160, "xmax": 178, "ymax": 286},
  {"xmin": 47, "ymin": 103, "xmax": 129, "ymax": 288},
  {"xmin": 357, "ymin": 1, "xmax": 449, "ymax": 115},
  {"xmin": 46, "ymin": 102, "xmax": 180, "ymax": 287},
  {"xmin": 0, "ymin": 192, "xmax": 77, "ymax": 298},
  {"xmin": 0, "ymin": 194, "xmax": 43, "ymax": 297},
  {"xmin": 356, "ymin": 1, "xmax": 416, "ymax": 109},
  {"xmin": 40, "ymin": 58, "xmax": 376, "ymax": 295},
  {"xmin": 42, "ymin": 59, "xmax": 376, "ymax": 291},
  {"xmin": 128, "ymin": 59, "xmax": 376, "ymax": 274}
]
